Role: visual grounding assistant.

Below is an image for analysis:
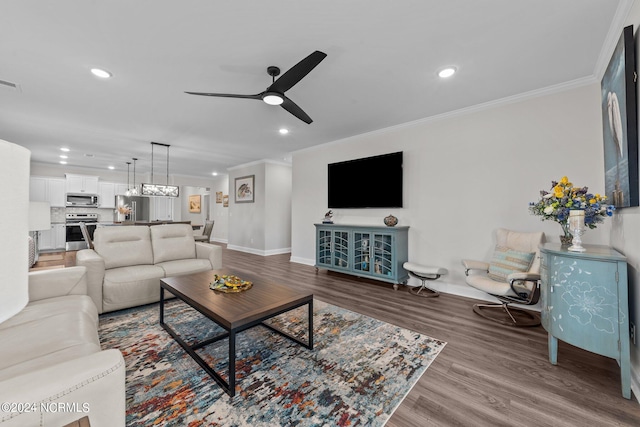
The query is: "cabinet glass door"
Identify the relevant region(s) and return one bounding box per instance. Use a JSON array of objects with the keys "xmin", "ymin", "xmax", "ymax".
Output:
[
  {"xmin": 353, "ymin": 232, "xmax": 371, "ymax": 273},
  {"xmin": 548, "ymin": 255, "xmax": 620, "ymax": 358},
  {"xmin": 372, "ymin": 233, "xmax": 394, "ymax": 278},
  {"xmin": 317, "ymin": 229, "xmax": 332, "ymax": 266},
  {"xmin": 332, "ymin": 231, "xmax": 350, "ymax": 269}
]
